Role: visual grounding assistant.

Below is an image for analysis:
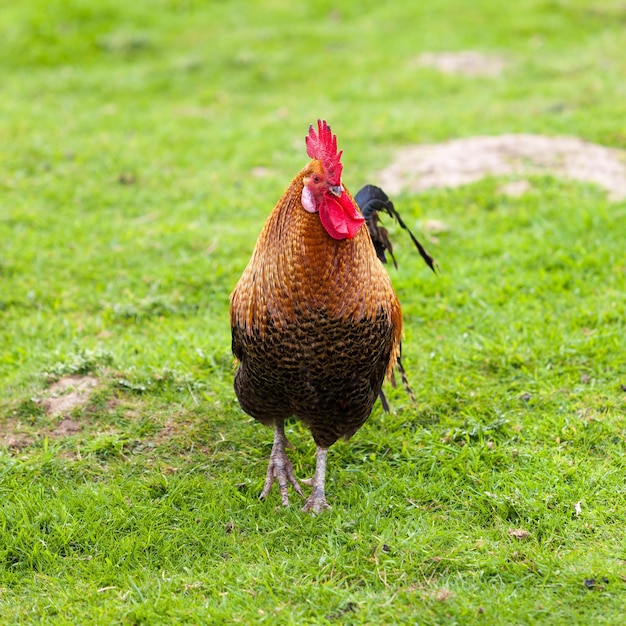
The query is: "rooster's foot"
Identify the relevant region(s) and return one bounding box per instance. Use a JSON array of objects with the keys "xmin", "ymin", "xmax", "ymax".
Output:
[
  {"xmin": 259, "ymin": 422, "xmax": 304, "ymax": 506},
  {"xmin": 302, "ymin": 488, "xmax": 331, "ymax": 514},
  {"xmin": 301, "ymin": 445, "xmax": 330, "ymax": 514}
]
